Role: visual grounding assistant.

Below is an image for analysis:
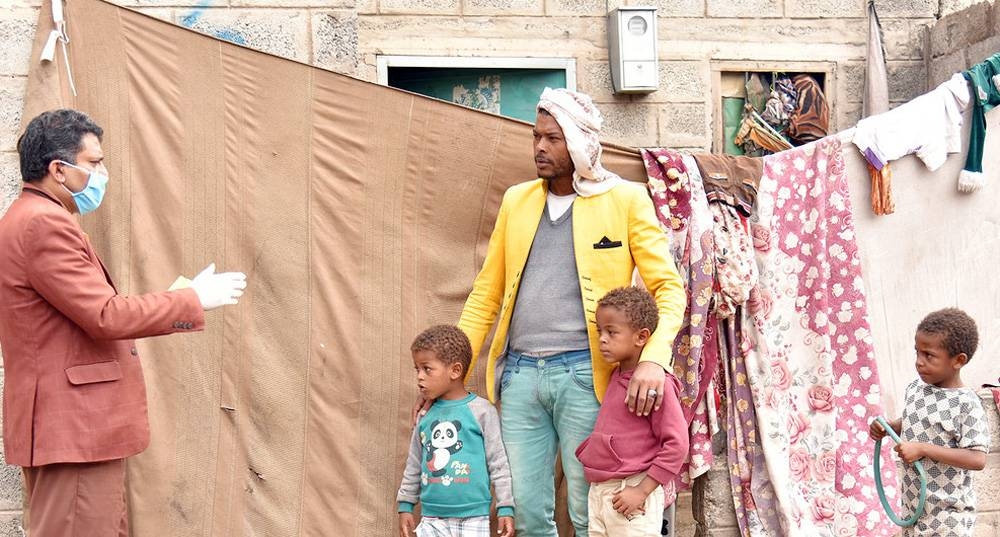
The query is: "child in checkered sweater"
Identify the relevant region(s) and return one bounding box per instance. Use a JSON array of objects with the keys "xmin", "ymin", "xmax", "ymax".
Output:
[{"xmin": 869, "ymin": 308, "xmax": 991, "ymax": 536}]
